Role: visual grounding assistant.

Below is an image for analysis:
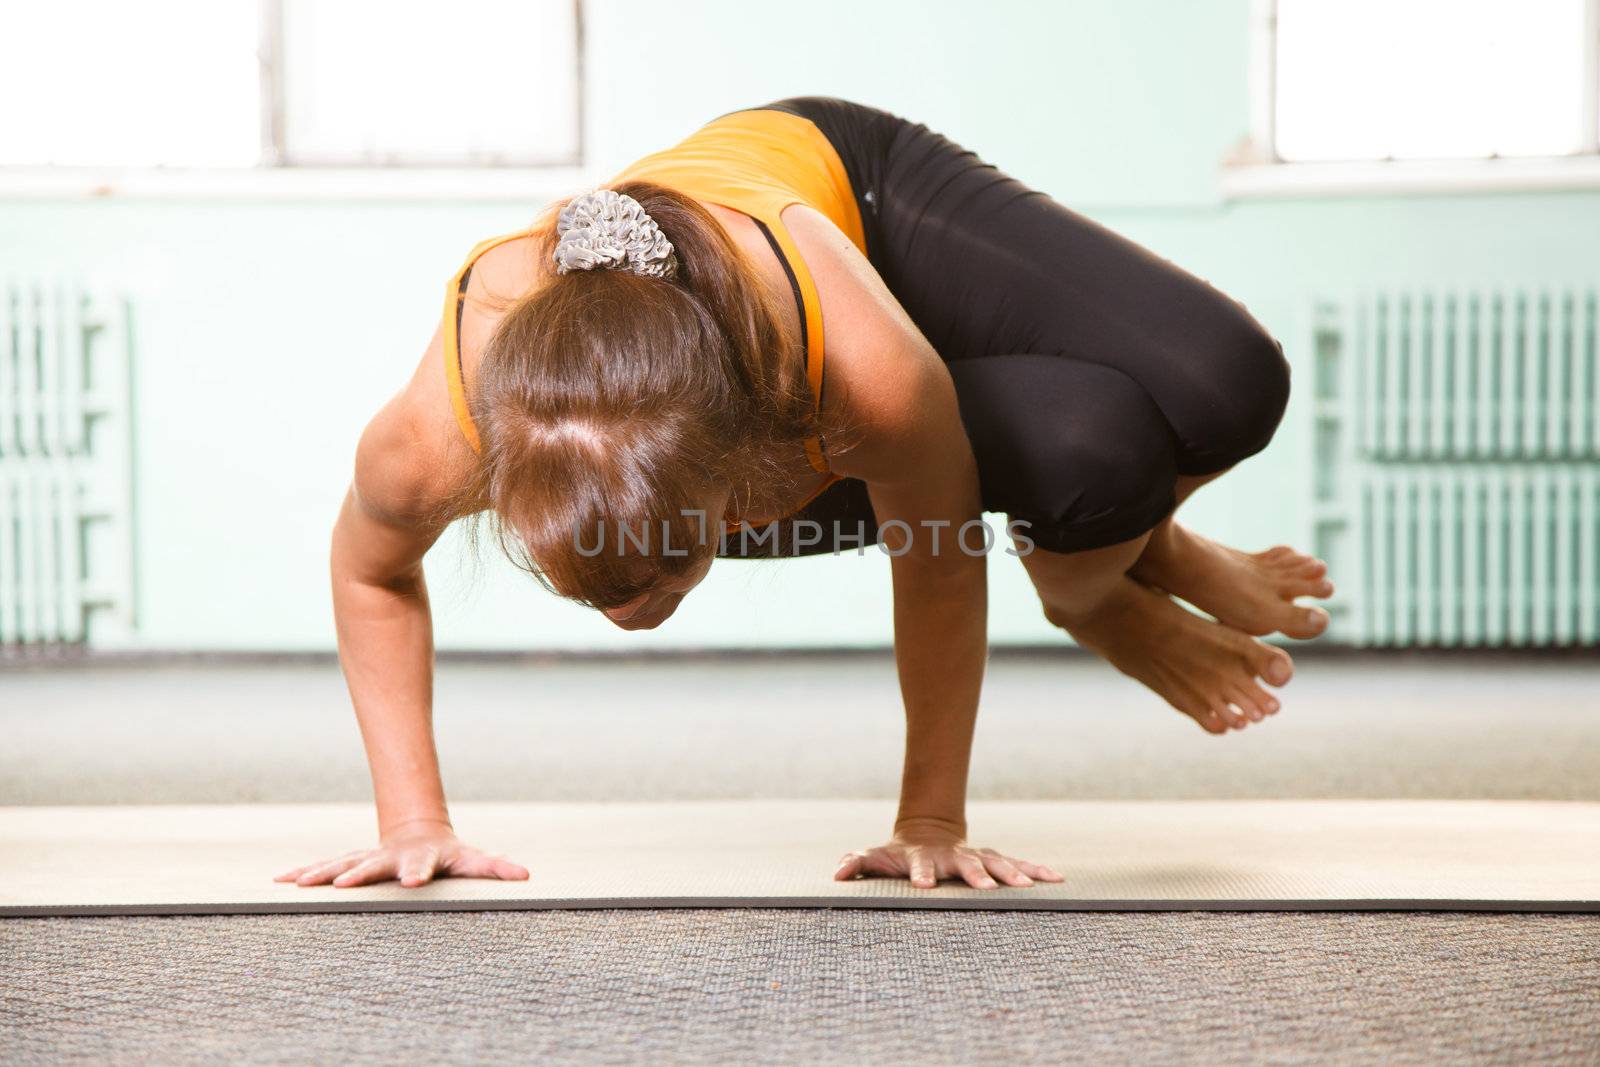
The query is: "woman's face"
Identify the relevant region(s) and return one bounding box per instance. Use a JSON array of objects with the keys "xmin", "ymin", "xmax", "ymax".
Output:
[
  {"xmin": 600, "ymin": 484, "xmax": 729, "ymax": 631},
  {"xmin": 600, "ymin": 551, "xmax": 714, "ymax": 630}
]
